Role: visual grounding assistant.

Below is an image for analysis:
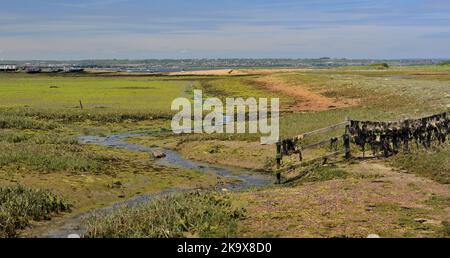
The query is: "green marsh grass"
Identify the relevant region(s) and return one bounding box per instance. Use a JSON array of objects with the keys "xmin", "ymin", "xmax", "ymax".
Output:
[
  {"xmin": 0, "ymin": 130, "xmax": 117, "ymax": 173},
  {"xmin": 84, "ymin": 191, "xmax": 244, "ymax": 238},
  {"xmin": 389, "ymin": 147, "xmax": 450, "ymax": 184},
  {"xmin": 0, "ymin": 73, "xmax": 191, "ymax": 112},
  {"xmin": 0, "ymin": 184, "xmax": 71, "ymax": 238},
  {"xmin": 0, "ymin": 115, "xmax": 57, "ymax": 130},
  {"xmin": 1, "ymin": 69, "xmax": 449, "ymax": 238}
]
